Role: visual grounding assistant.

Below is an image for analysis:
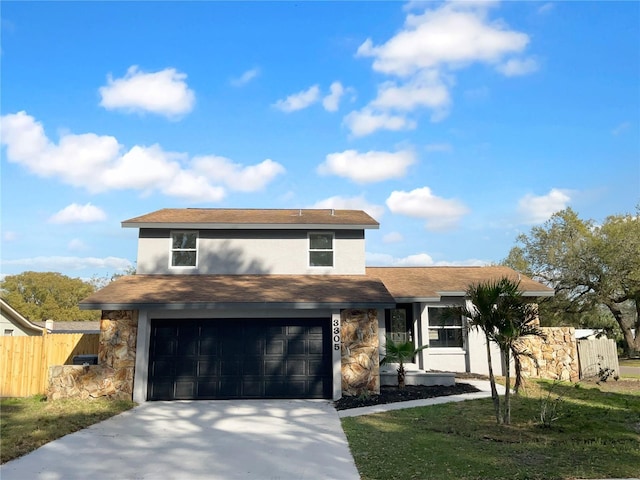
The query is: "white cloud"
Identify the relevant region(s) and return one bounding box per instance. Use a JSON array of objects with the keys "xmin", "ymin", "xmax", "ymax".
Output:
[
  {"xmin": 318, "ymin": 149, "xmax": 415, "ymax": 184},
  {"xmin": 193, "ymin": 156, "xmax": 285, "ymax": 192},
  {"xmin": 67, "ymin": 239, "xmax": 88, "ymax": 252},
  {"xmin": 386, "ymin": 186, "xmax": 469, "ymax": 231},
  {"xmin": 273, "ymin": 85, "xmax": 321, "ymax": 112},
  {"xmin": 366, "ymin": 252, "xmax": 434, "ymax": 266},
  {"xmin": 383, "ymin": 231, "xmax": 404, "ymax": 244},
  {"xmin": 343, "ymin": 109, "xmax": 416, "ymax": 137},
  {"xmin": 99, "ymin": 66, "xmax": 195, "ymax": 118},
  {"xmin": 0, "ymin": 111, "xmax": 284, "ymax": 203},
  {"xmin": 538, "ymin": 3, "xmax": 554, "ymax": 14},
  {"xmin": 366, "ymin": 251, "xmax": 489, "ymax": 266},
  {"xmin": 371, "ymin": 70, "xmax": 451, "ymax": 113},
  {"xmin": 518, "ymin": 188, "xmax": 571, "ymax": 224},
  {"xmin": 230, "ymin": 67, "xmax": 260, "ymax": 87},
  {"xmin": 612, "ymin": 122, "xmax": 631, "ymax": 136},
  {"xmin": 309, "ymin": 195, "xmax": 385, "ymax": 220},
  {"xmin": 349, "ymin": 2, "xmax": 535, "ymax": 136},
  {"xmin": 496, "ymin": 57, "xmax": 539, "ymax": 77},
  {"xmin": 322, "ymin": 82, "xmax": 345, "ymax": 112},
  {"xmin": 357, "ymin": 3, "xmax": 530, "ymax": 76},
  {"xmin": 425, "ymin": 143, "xmax": 453, "ymax": 153},
  {"xmin": 3, "ymin": 231, "xmax": 18, "ymax": 242},
  {"xmin": 49, "ymin": 203, "xmax": 107, "ymax": 224},
  {"xmin": 1, "ymin": 256, "xmax": 133, "ymax": 272}
]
